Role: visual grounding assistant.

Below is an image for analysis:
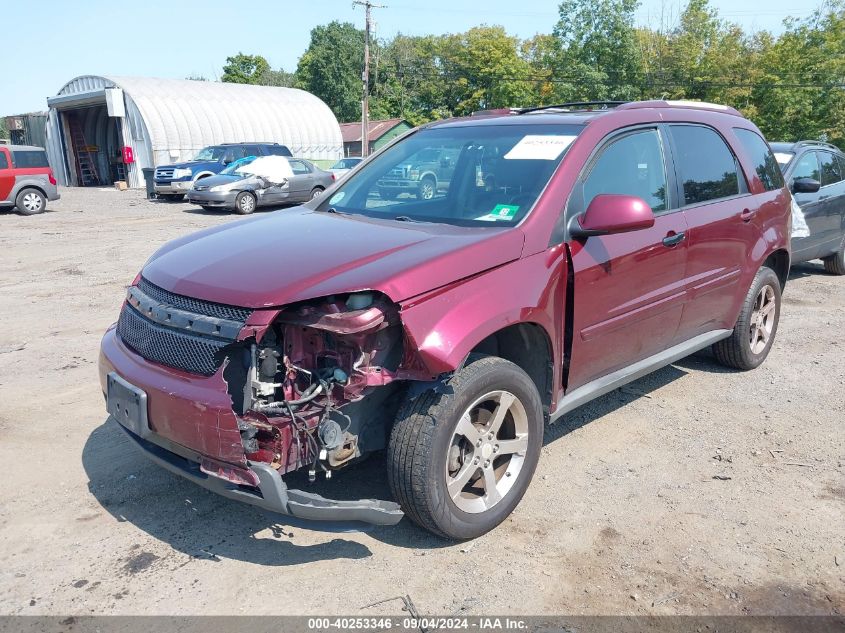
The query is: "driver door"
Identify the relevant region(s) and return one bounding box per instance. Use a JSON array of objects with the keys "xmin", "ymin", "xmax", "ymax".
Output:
[{"xmin": 566, "ymin": 126, "xmax": 689, "ymax": 390}]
